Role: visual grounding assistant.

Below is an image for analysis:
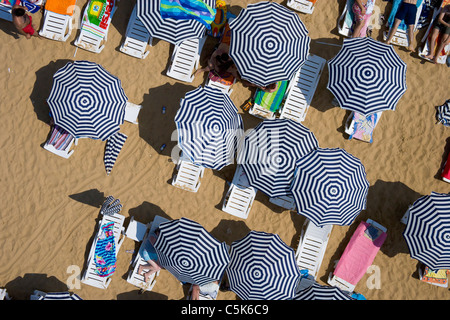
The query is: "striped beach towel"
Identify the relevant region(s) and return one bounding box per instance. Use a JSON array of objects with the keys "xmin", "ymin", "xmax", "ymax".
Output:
[
  {"xmin": 254, "ymin": 81, "xmax": 289, "ymax": 112},
  {"xmin": 81, "ymin": 0, "xmax": 115, "ymax": 38},
  {"xmin": 94, "ymin": 222, "xmax": 117, "ymax": 277},
  {"xmin": 48, "ymin": 125, "xmax": 74, "ymax": 150},
  {"xmin": 160, "ymin": 0, "xmax": 216, "ymax": 30}
]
